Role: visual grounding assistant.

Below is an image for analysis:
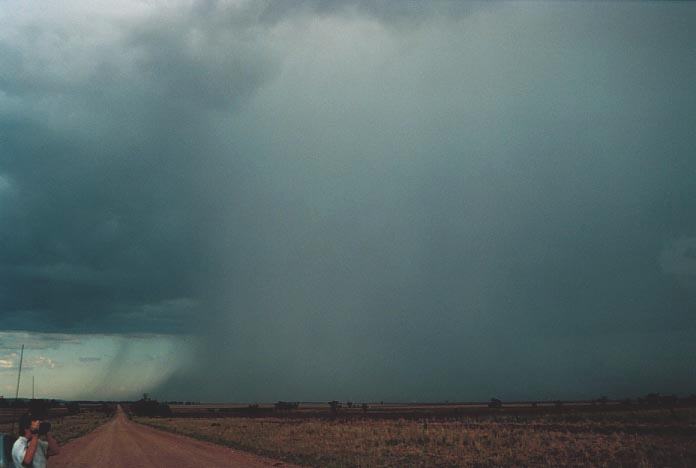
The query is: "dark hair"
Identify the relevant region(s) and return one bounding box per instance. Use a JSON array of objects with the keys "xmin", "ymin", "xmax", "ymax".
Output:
[{"xmin": 17, "ymin": 413, "xmax": 33, "ymax": 435}]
